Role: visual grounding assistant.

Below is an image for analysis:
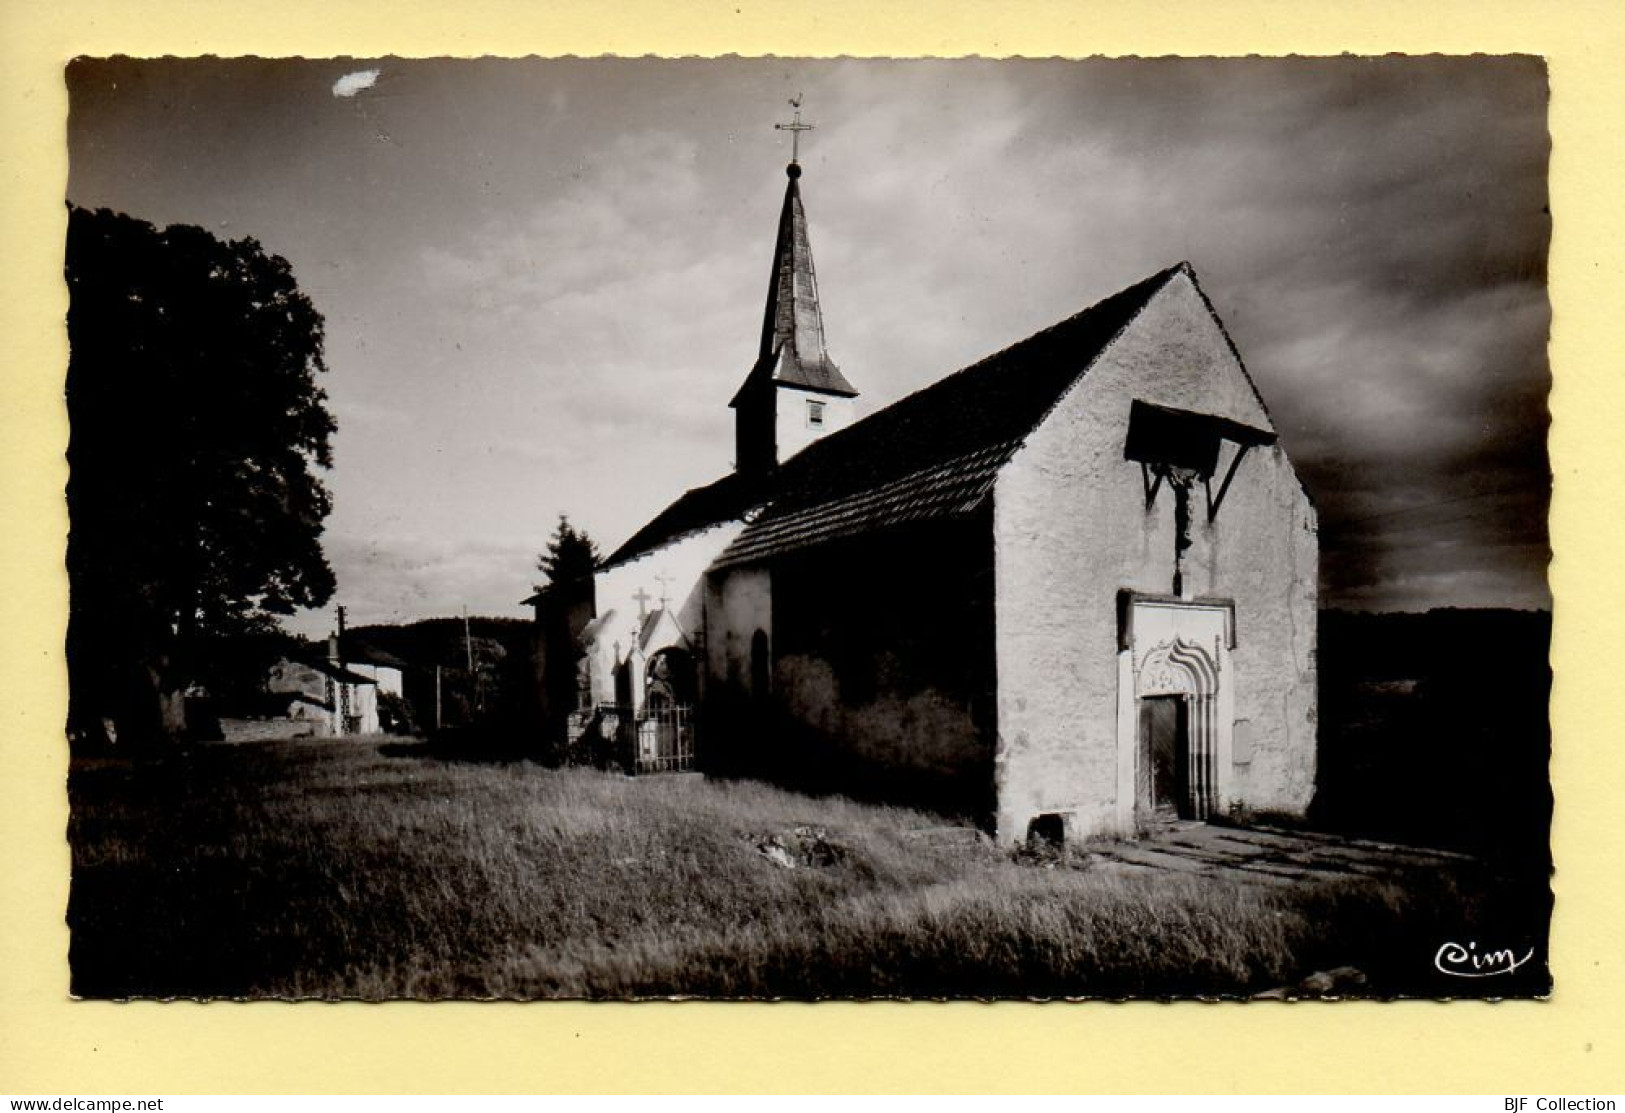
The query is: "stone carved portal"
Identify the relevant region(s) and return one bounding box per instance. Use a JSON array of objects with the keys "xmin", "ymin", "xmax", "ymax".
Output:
[
  {"xmin": 1136, "ymin": 637, "xmax": 1220, "ymax": 820},
  {"xmin": 1117, "ymin": 596, "xmax": 1233, "ymax": 830}
]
